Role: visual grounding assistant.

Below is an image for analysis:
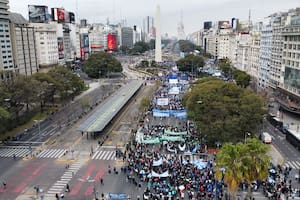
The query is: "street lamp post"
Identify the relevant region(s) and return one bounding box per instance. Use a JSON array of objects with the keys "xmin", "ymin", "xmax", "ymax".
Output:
[{"xmin": 244, "ymin": 132, "xmax": 251, "ymax": 144}]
